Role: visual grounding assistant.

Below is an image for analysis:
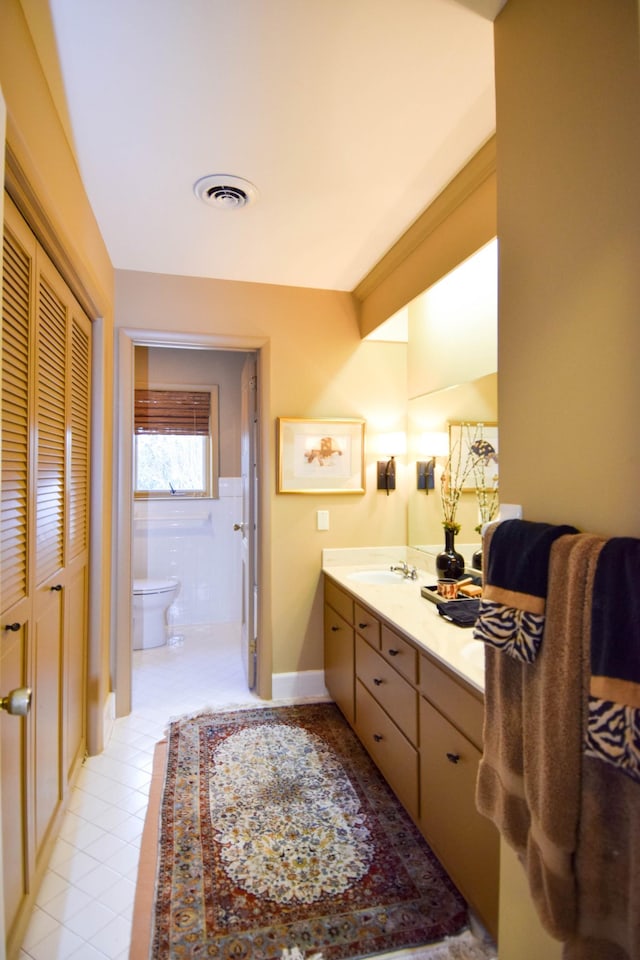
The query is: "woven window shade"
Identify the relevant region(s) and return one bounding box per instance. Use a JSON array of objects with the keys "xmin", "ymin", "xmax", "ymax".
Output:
[{"xmin": 134, "ymin": 389, "xmax": 211, "ymax": 436}]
